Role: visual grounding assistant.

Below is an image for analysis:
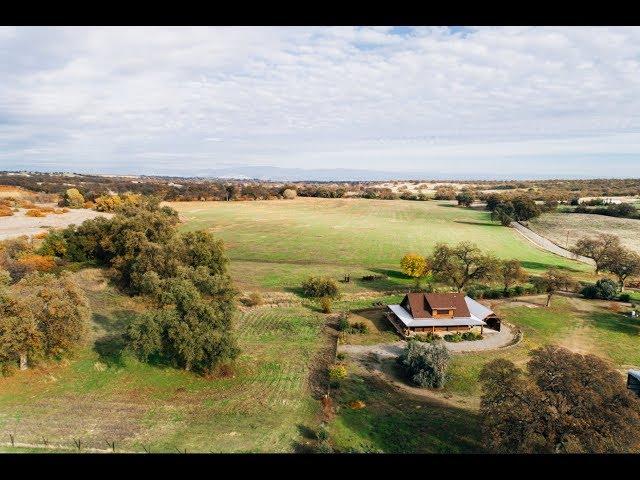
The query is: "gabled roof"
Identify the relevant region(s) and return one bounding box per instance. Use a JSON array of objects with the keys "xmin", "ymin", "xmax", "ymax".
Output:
[
  {"xmin": 389, "ymin": 293, "xmax": 495, "ymax": 328},
  {"xmin": 425, "ymin": 293, "xmax": 470, "ymax": 317},
  {"xmin": 403, "ymin": 292, "xmax": 470, "ymax": 319}
]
